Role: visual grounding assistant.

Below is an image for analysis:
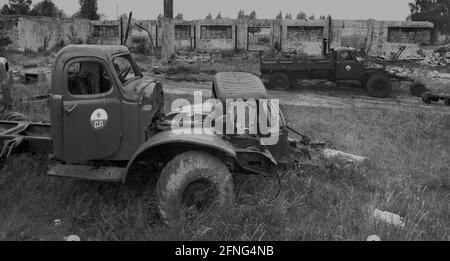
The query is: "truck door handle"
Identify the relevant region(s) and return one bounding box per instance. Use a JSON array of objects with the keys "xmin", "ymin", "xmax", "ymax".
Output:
[{"xmin": 64, "ymin": 104, "xmax": 78, "ymax": 115}]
